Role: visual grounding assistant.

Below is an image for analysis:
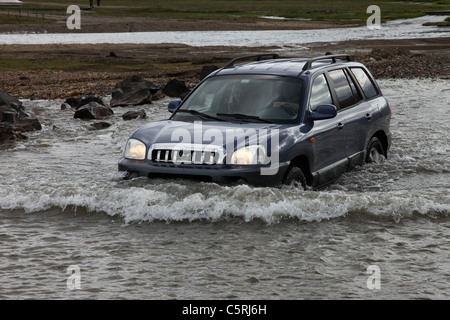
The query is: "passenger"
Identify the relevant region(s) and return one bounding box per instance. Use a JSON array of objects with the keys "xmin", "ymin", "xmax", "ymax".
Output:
[{"xmin": 227, "ymin": 84, "xmax": 246, "ymax": 113}]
